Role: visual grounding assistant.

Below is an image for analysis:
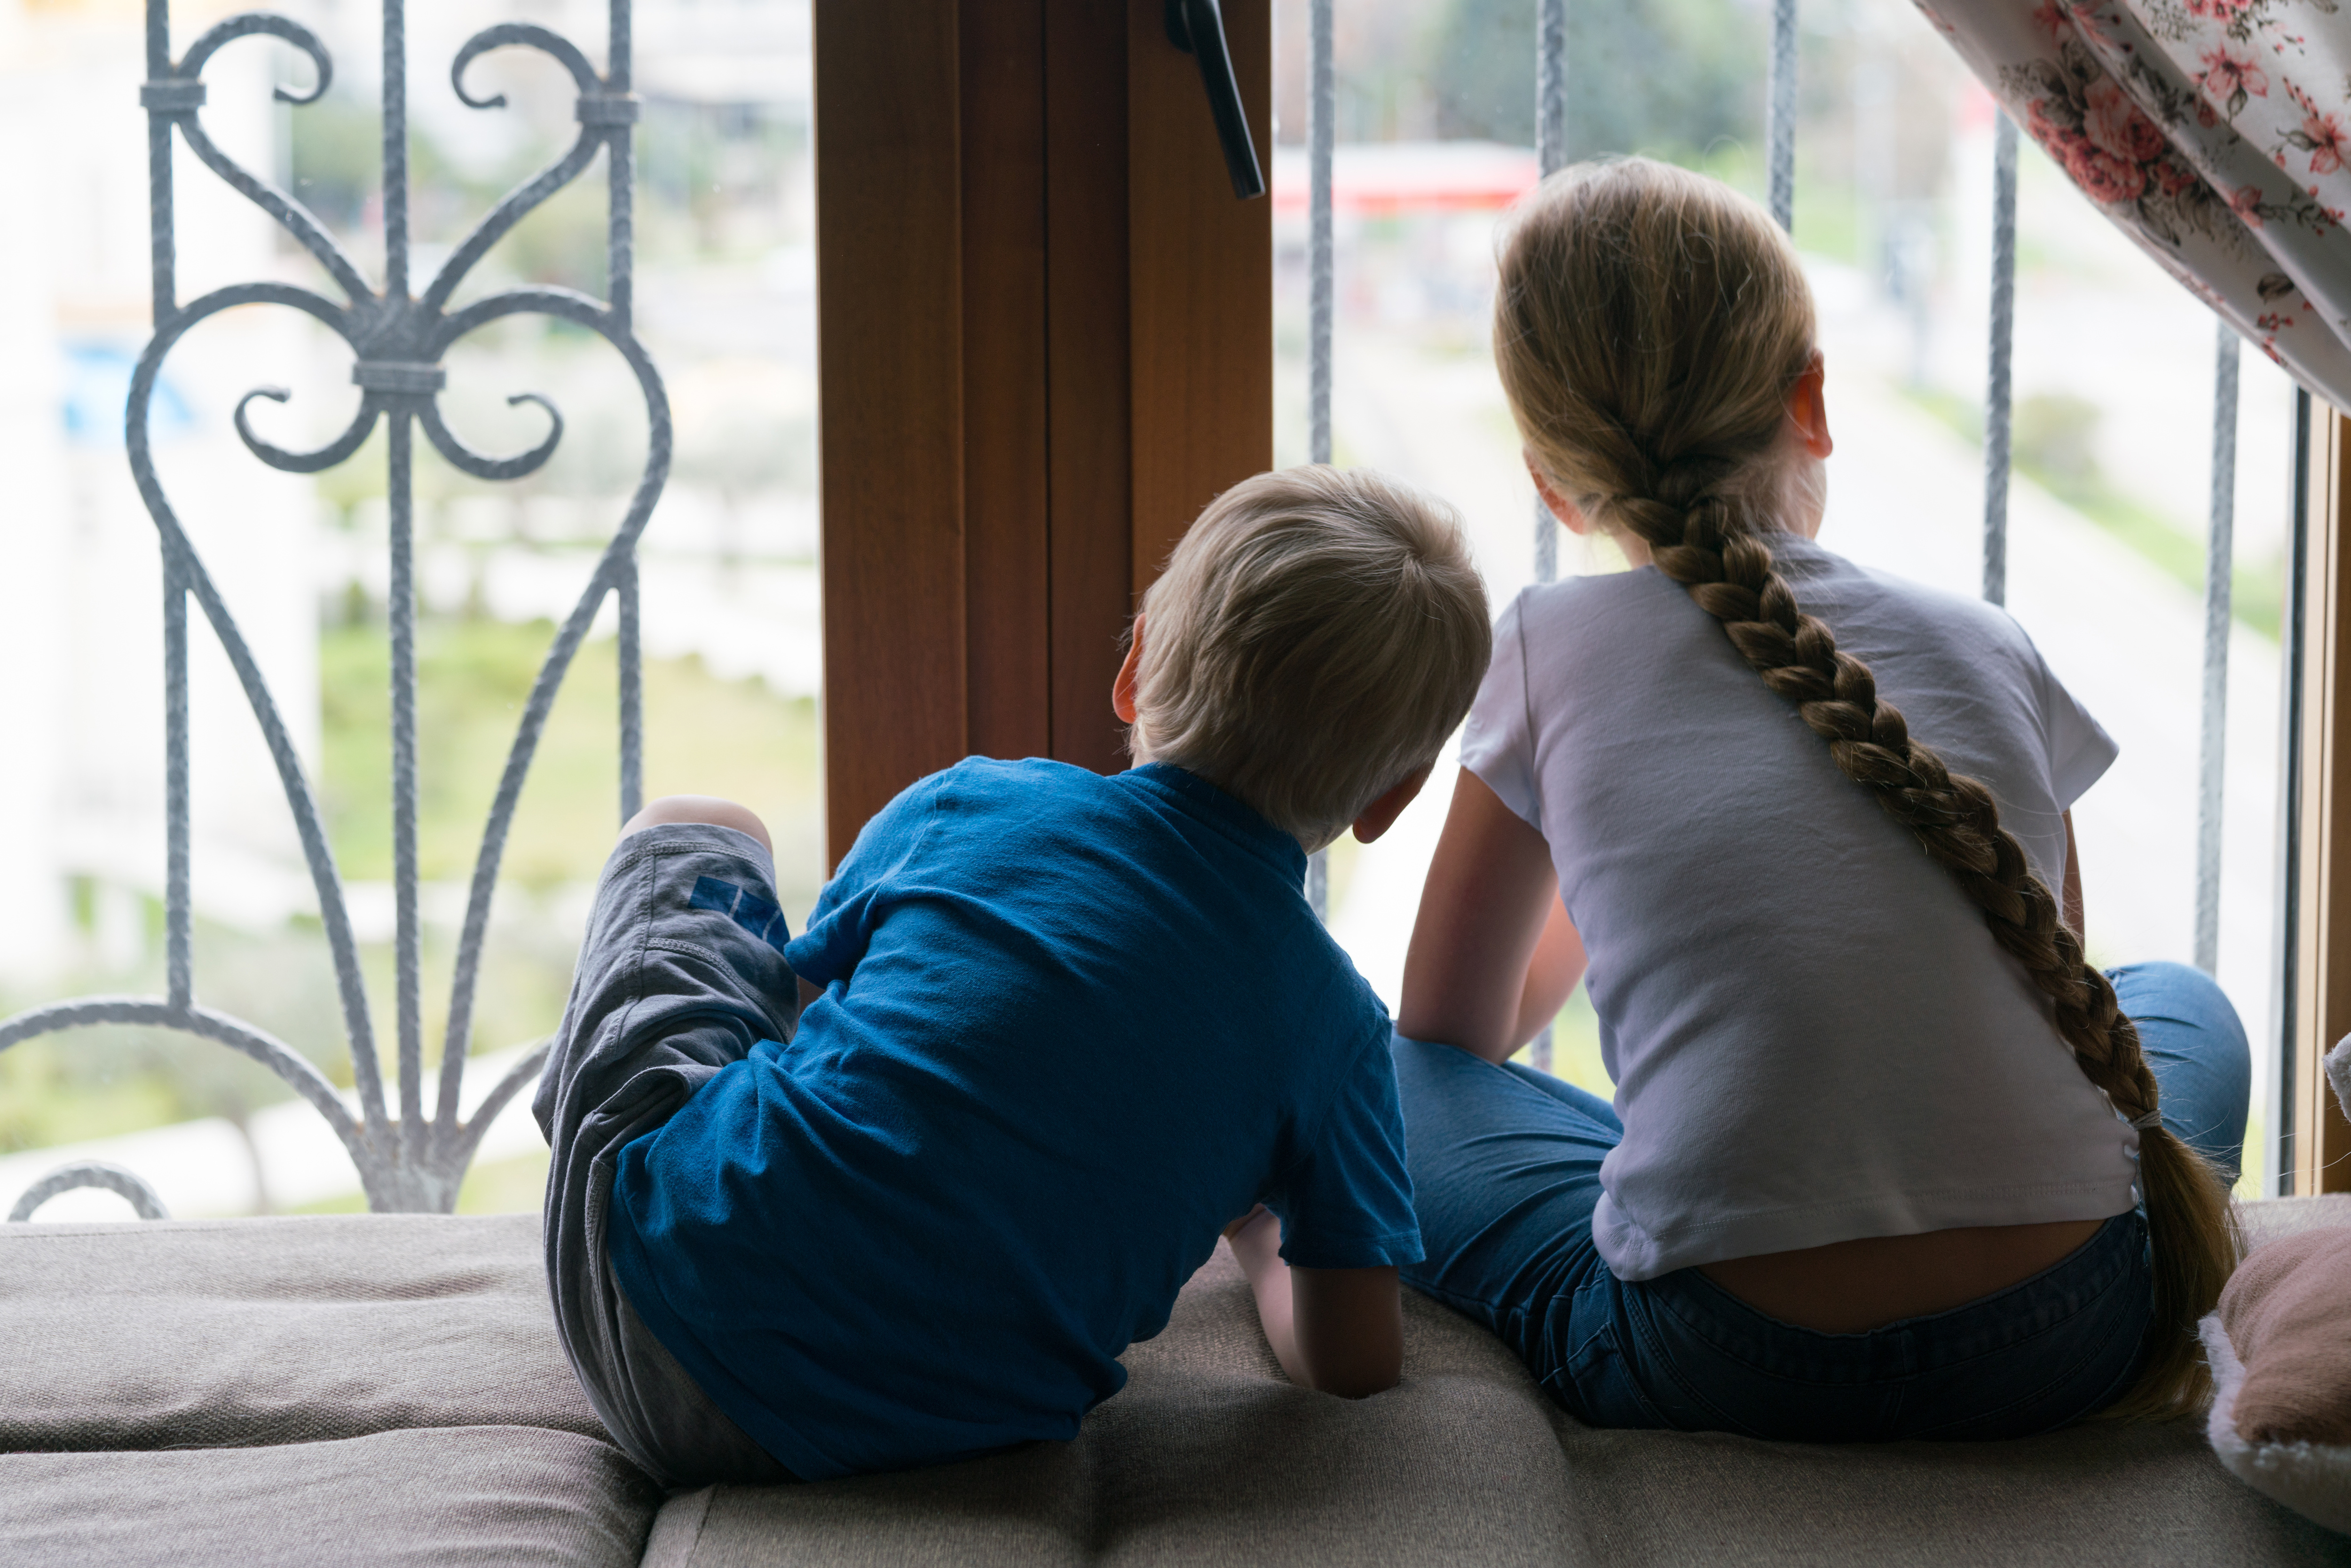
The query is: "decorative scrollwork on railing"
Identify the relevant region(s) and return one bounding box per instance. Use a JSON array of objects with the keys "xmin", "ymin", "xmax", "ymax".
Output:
[
  {"xmin": 8, "ymin": 1161, "xmax": 172, "ymax": 1223},
  {"xmin": 0, "ymin": 0, "xmax": 666, "ymax": 1214}
]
